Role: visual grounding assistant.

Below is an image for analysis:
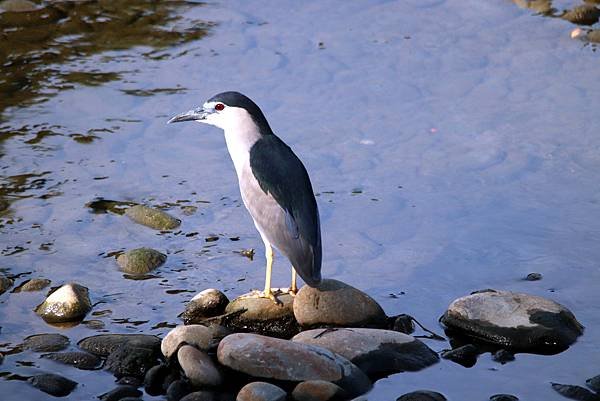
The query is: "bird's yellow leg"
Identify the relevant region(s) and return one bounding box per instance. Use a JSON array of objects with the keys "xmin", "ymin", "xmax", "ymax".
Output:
[
  {"xmin": 259, "ymin": 243, "xmax": 279, "ymax": 303},
  {"xmin": 289, "ymin": 267, "xmax": 298, "ymax": 295}
]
